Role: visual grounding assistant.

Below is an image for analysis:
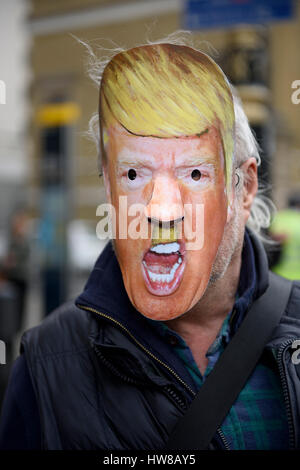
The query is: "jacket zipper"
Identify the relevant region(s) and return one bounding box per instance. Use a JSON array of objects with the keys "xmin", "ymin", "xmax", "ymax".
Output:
[
  {"xmin": 77, "ymin": 304, "xmax": 196, "ymax": 398},
  {"xmin": 78, "ymin": 304, "xmax": 235, "ymax": 451},
  {"xmin": 162, "ymin": 385, "xmax": 189, "ymax": 411},
  {"xmin": 276, "ymin": 339, "xmax": 299, "ymax": 450},
  {"xmin": 217, "ymin": 427, "xmax": 230, "ymax": 450}
]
